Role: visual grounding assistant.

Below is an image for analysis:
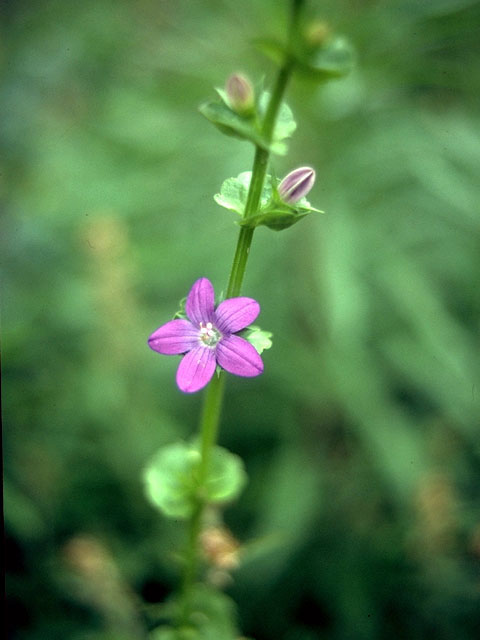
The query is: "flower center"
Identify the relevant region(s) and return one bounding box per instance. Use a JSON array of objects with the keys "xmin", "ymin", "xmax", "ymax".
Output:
[{"xmin": 199, "ymin": 321, "xmax": 221, "ymax": 347}]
